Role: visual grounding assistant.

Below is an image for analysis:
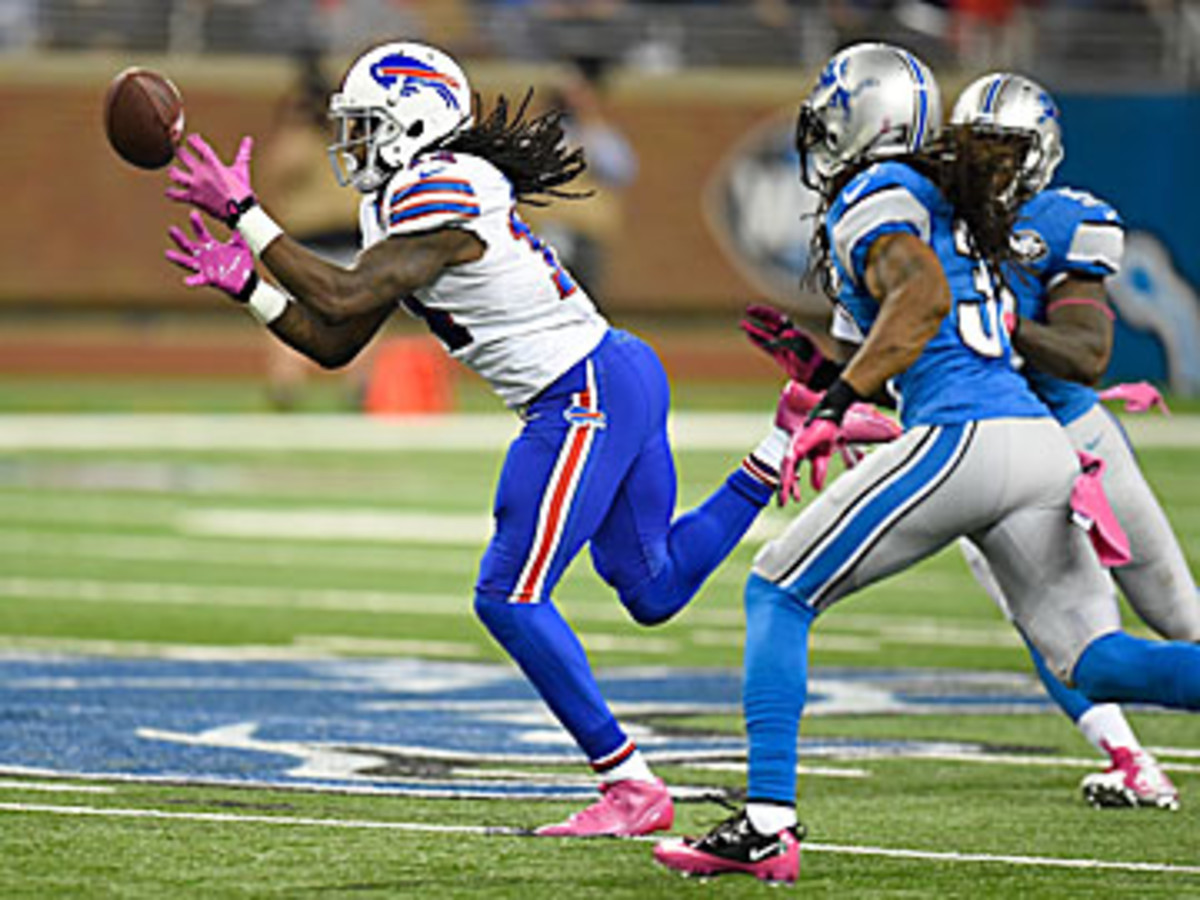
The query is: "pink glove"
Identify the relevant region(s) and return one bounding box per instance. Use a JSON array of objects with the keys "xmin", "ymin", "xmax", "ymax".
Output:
[
  {"xmin": 779, "ymin": 417, "xmax": 841, "ymax": 507},
  {"xmin": 842, "ymin": 403, "xmax": 903, "ymax": 445},
  {"xmin": 166, "ymin": 211, "xmax": 257, "ymax": 300},
  {"xmin": 166, "ymin": 134, "xmax": 257, "ymax": 225},
  {"xmin": 1098, "ymin": 382, "xmax": 1170, "ymax": 415},
  {"xmin": 742, "ymin": 304, "xmax": 839, "ymax": 388},
  {"xmin": 775, "ymin": 381, "xmax": 901, "ymax": 473}
]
